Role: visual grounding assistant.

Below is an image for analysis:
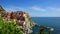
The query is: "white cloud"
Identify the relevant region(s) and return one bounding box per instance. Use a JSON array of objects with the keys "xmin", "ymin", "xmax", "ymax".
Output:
[
  {"xmin": 4, "ymin": 6, "xmax": 60, "ymax": 12},
  {"xmin": 4, "ymin": 6, "xmax": 26, "ymax": 12},
  {"xmin": 3, "ymin": 6, "xmax": 60, "ymax": 17},
  {"xmin": 31, "ymin": 6, "xmax": 46, "ymax": 11},
  {"xmin": 48, "ymin": 7, "xmax": 60, "ymax": 11},
  {"xmin": 30, "ymin": 6, "xmax": 60, "ymax": 12}
]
